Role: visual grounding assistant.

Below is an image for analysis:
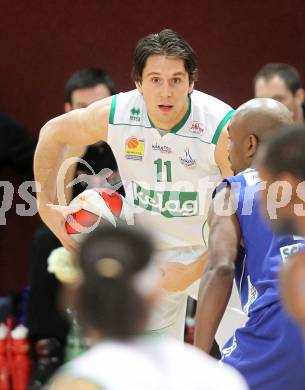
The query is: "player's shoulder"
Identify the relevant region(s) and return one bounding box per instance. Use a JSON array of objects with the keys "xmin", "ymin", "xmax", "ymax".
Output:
[
  {"xmin": 109, "ymin": 89, "xmax": 150, "ymax": 127},
  {"xmin": 217, "ymin": 168, "xmax": 264, "ymax": 211},
  {"xmin": 213, "ymin": 168, "xmax": 260, "ymax": 201},
  {"xmin": 191, "ymin": 89, "xmax": 233, "ymax": 116},
  {"xmin": 226, "ymin": 167, "xmax": 261, "ymax": 186},
  {"xmin": 116, "ymin": 88, "xmax": 141, "ymax": 100},
  {"xmin": 188, "ymin": 90, "xmax": 234, "ymax": 143}
]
